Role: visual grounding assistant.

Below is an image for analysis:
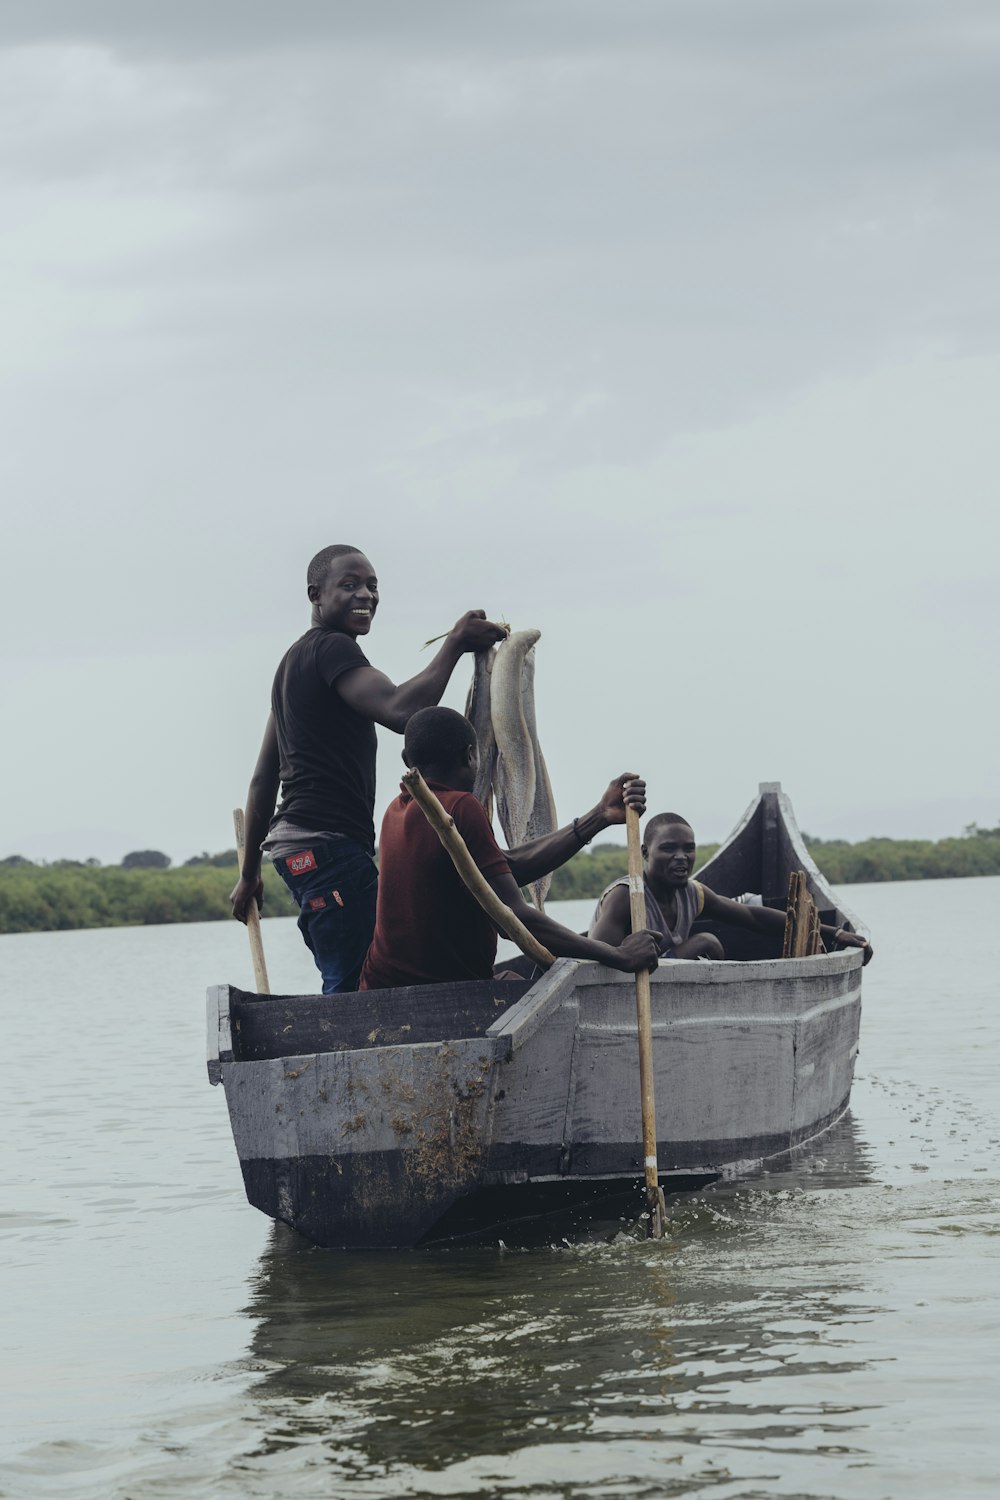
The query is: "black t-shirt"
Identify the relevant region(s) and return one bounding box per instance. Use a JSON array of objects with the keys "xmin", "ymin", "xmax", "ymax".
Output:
[{"xmin": 270, "ymin": 628, "xmax": 378, "ymax": 850}]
